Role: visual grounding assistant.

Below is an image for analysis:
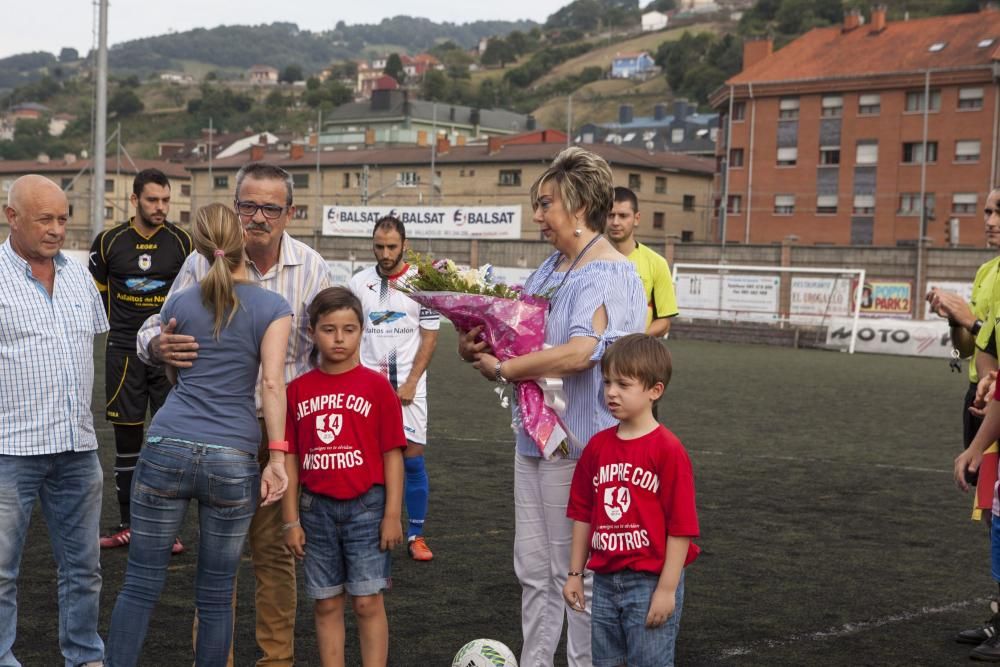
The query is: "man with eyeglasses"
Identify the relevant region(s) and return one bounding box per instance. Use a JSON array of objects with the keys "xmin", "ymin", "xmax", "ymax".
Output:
[
  {"xmin": 135, "ymin": 161, "xmax": 334, "ymax": 666},
  {"xmin": 928, "ymin": 187, "xmax": 1000, "ymax": 660}
]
